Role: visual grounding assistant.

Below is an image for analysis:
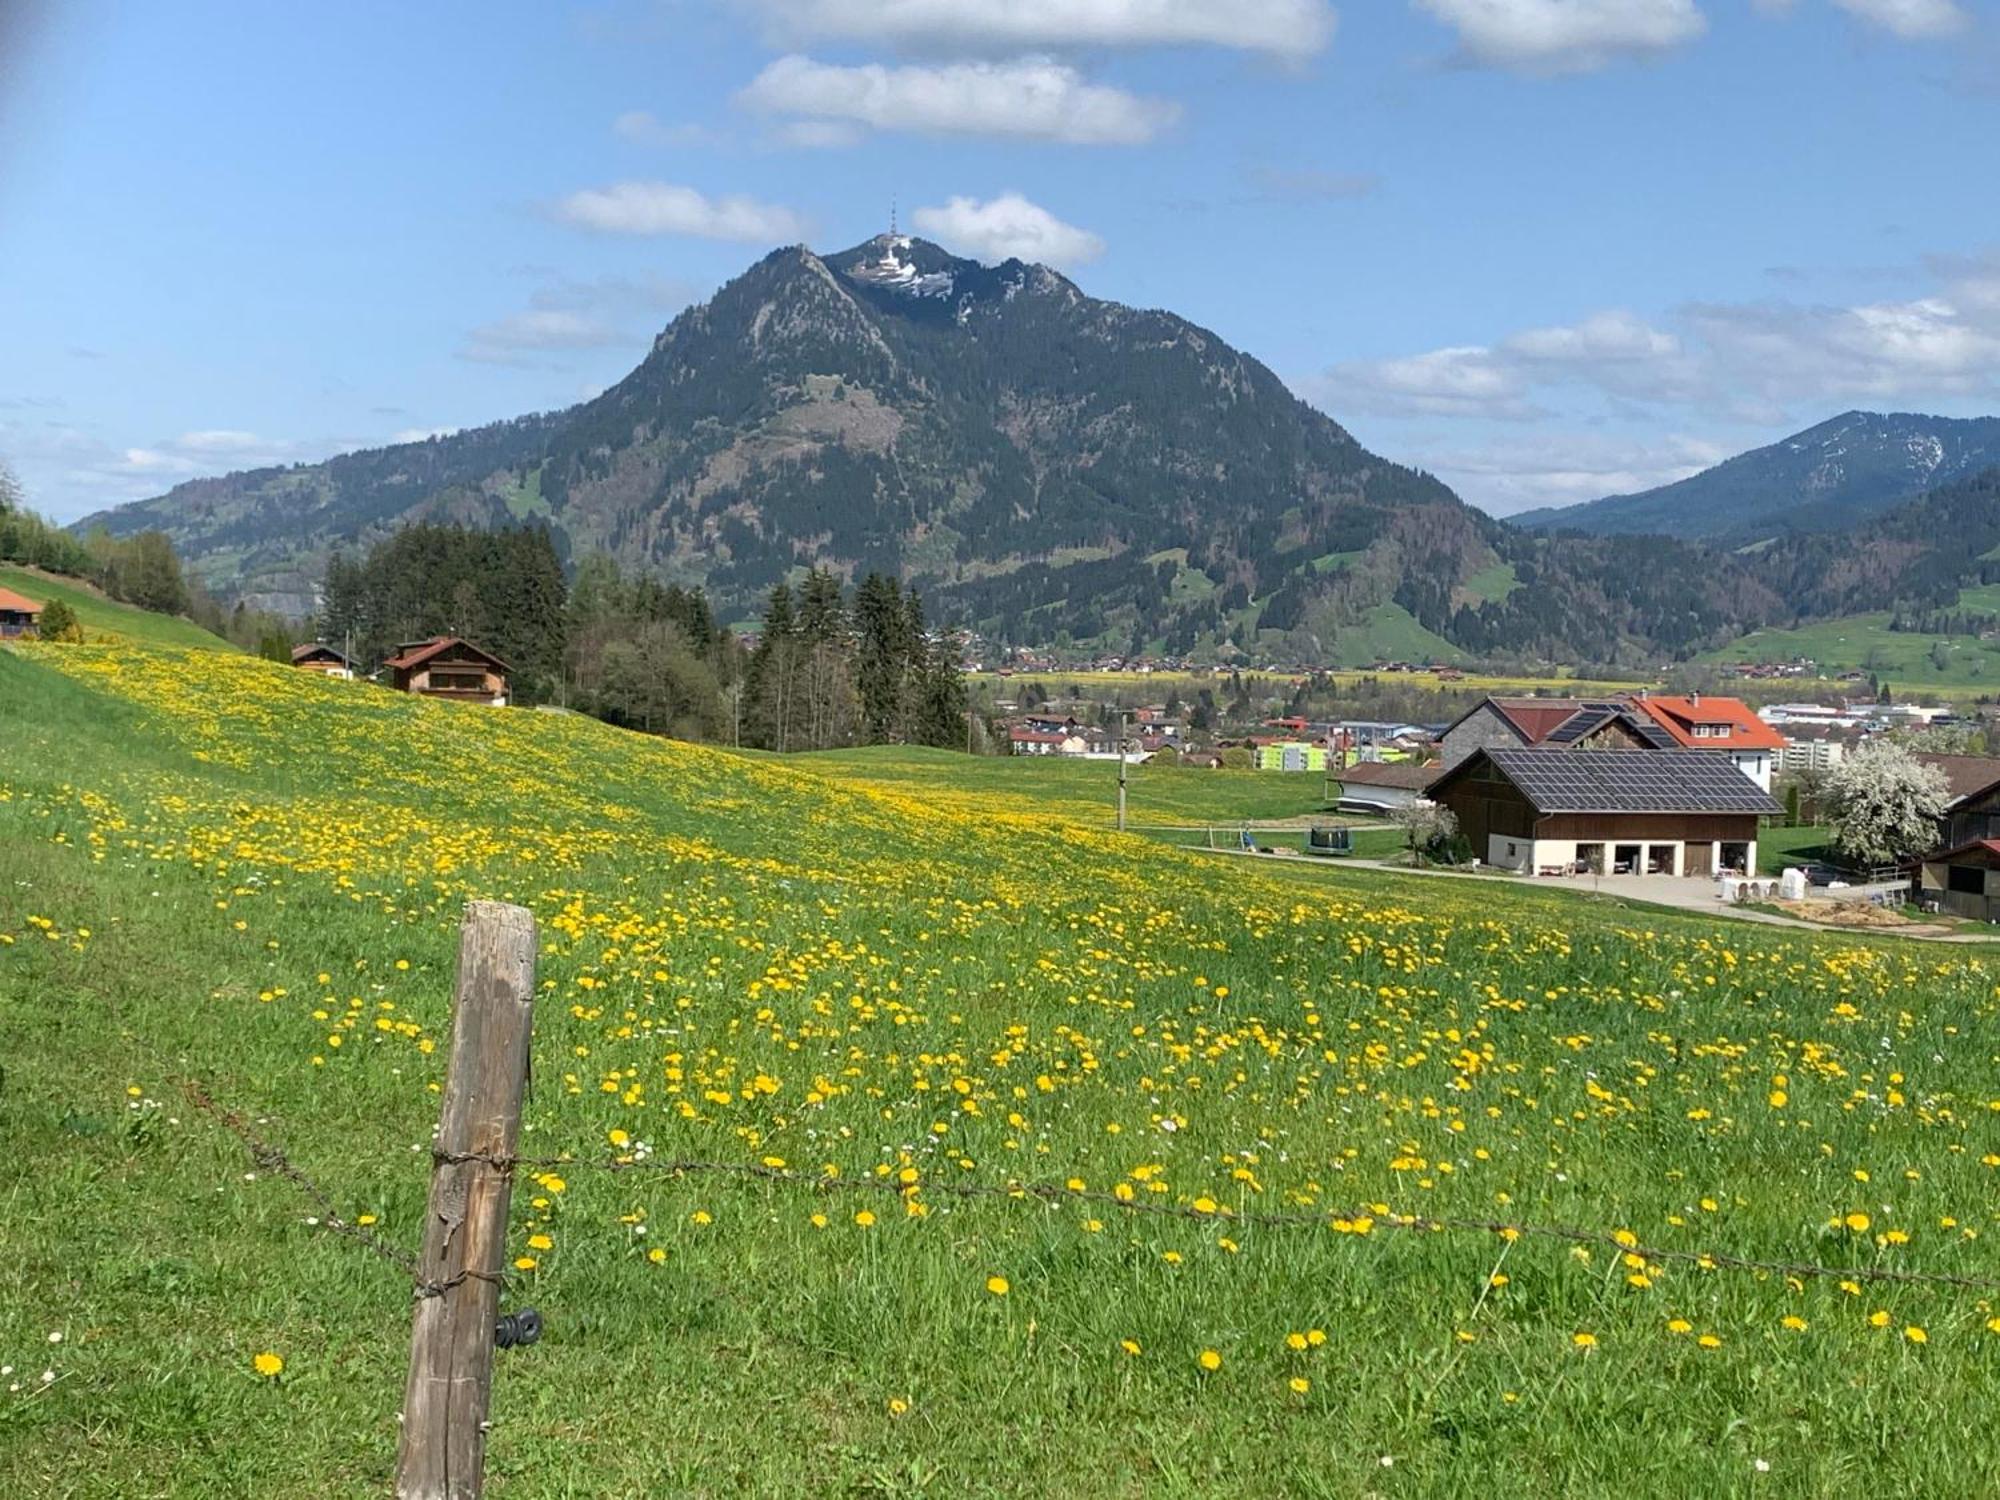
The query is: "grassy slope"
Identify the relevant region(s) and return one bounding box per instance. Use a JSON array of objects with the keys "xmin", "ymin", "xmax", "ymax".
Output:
[
  {"xmin": 3, "ymin": 643, "xmax": 1999, "ymax": 1496},
  {"xmin": 0, "ymin": 564, "xmax": 232, "ymax": 651},
  {"xmin": 1702, "ymin": 585, "xmax": 2000, "ymax": 691},
  {"xmin": 795, "ymin": 746, "xmax": 1340, "ymax": 826}
]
